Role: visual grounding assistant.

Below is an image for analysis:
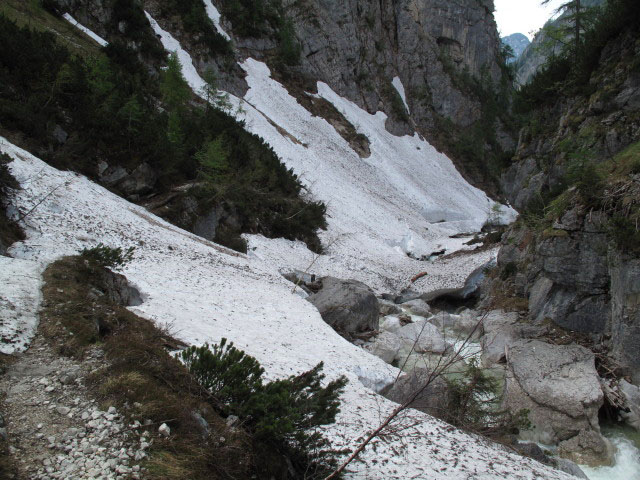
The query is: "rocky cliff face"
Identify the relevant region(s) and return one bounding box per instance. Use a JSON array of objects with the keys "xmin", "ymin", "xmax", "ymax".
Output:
[
  {"xmin": 55, "ymin": 0, "xmax": 512, "ymax": 197},
  {"xmin": 497, "ymin": 28, "xmax": 640, "ymax": 382}
]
